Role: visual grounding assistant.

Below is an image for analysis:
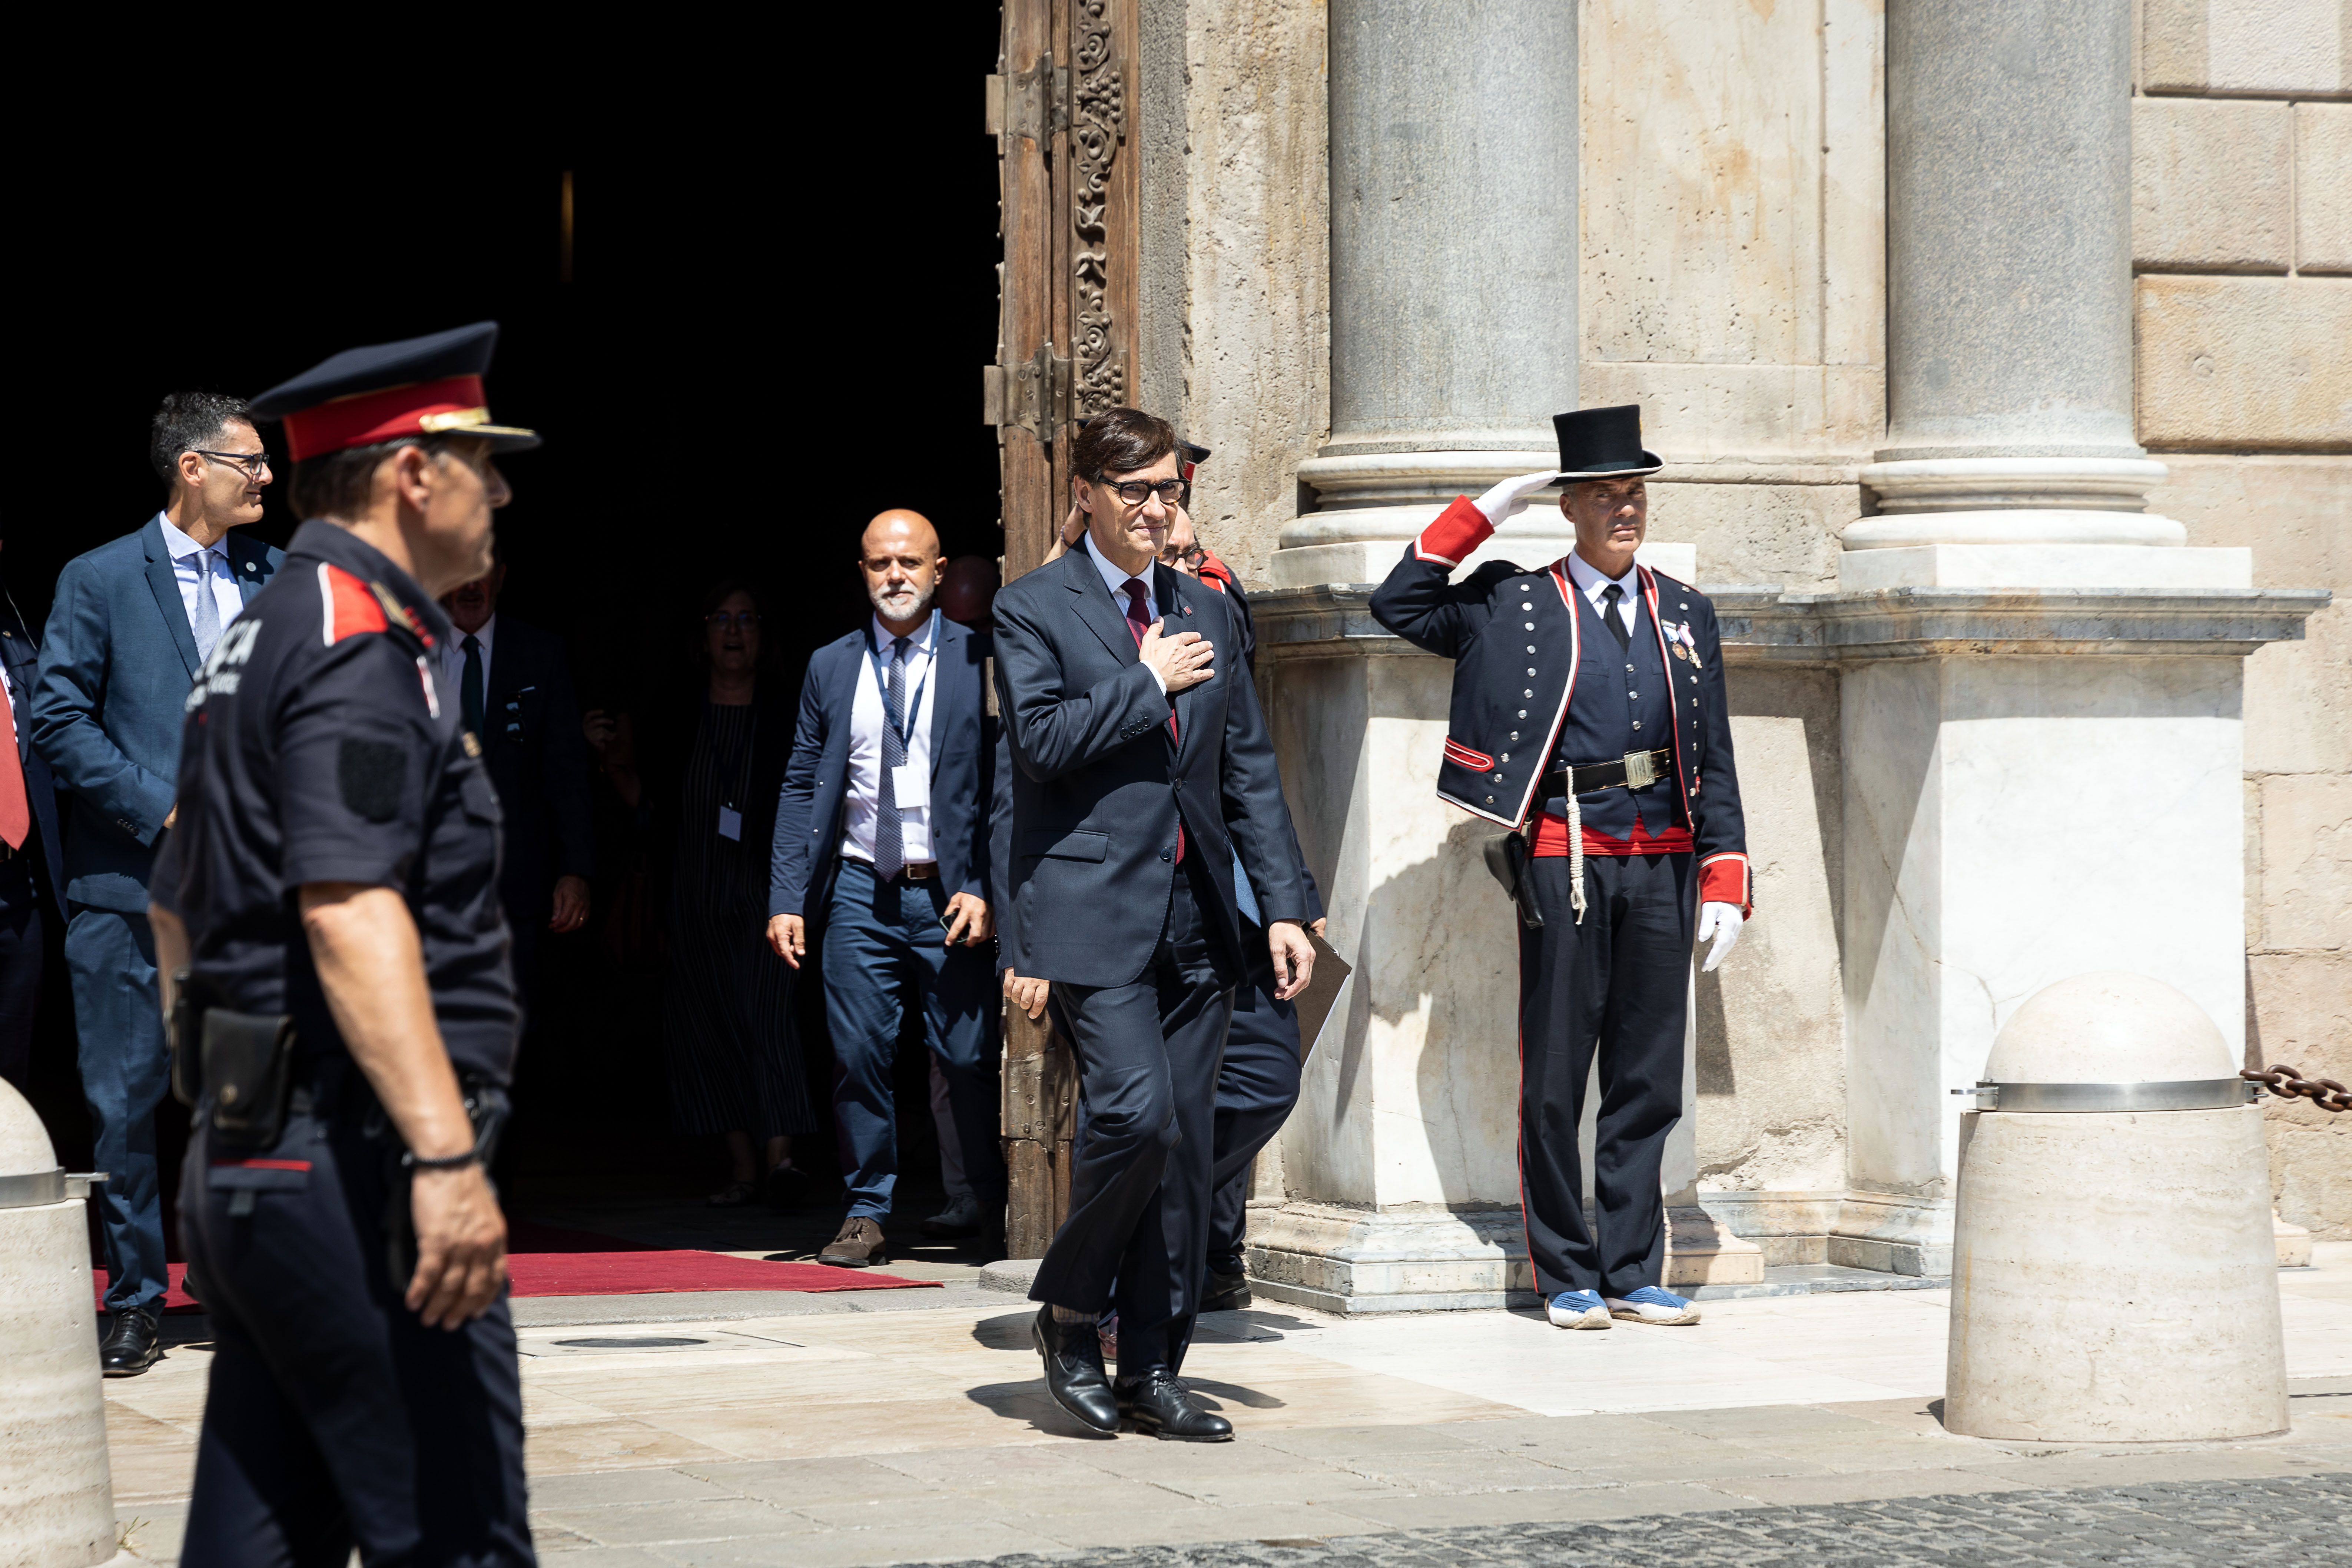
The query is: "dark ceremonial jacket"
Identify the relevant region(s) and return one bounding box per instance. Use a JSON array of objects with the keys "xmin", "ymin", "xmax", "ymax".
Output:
[
  {"xmin": 31, "ymin": 516, "xmax": 283, "ymax": 912},
  {"xmin": 769, "ymin": 611, "xmax": 996, "ymax": 919},
  {"xmin": 476, "ymin": 615, "xmax": 595, "ymax": 928},
  {"xmin": 0, "ymin": 587, "xmax": 64, "ymax": 906},
  {"xmin": 991, "ymin": 543, "xmax": 1308, "ymax": 988},
  {"xmin": 1369, "ymin": 495, "xmax": 1752, "ymax": 913}
]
